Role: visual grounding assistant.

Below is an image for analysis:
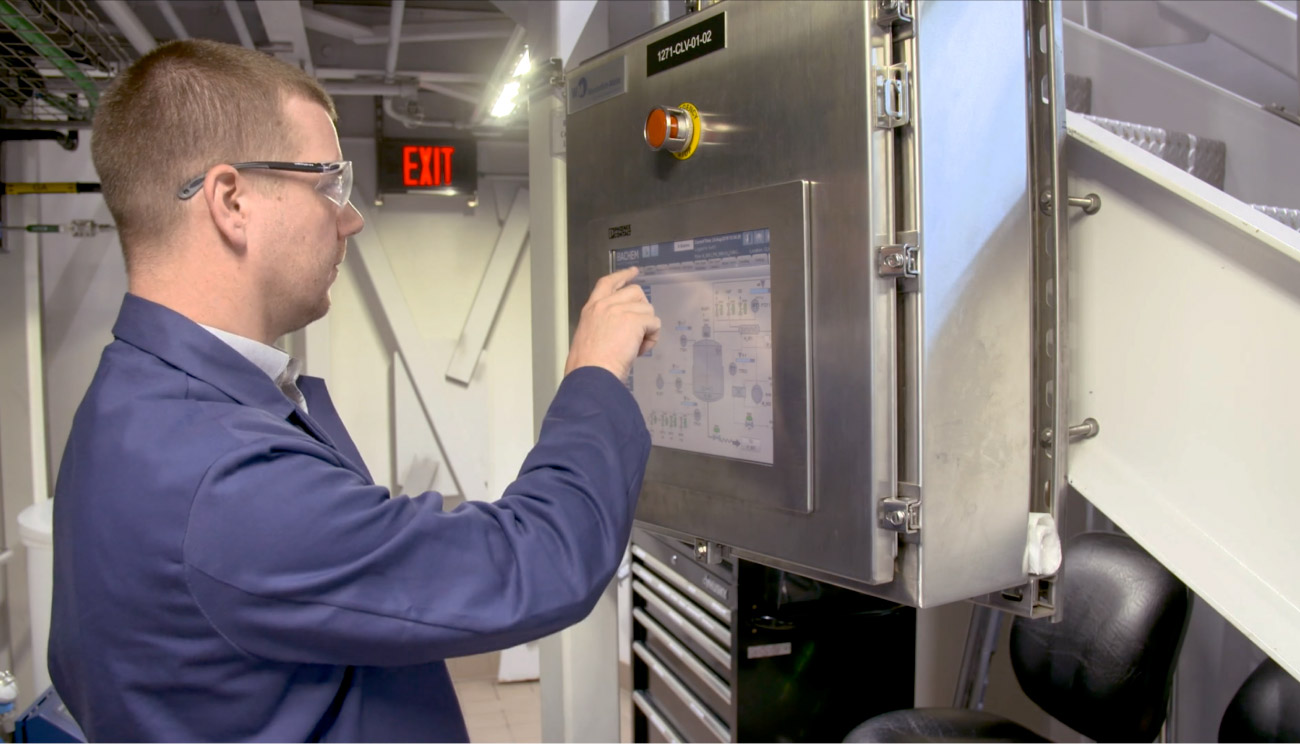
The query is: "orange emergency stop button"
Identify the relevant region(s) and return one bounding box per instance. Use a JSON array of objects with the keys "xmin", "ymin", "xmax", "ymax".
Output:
[
  {"xmin": 644, "ymin": 105, "xmax": 695, "ymax": 156},
  {"xmin": 645, "ymin": 108, "xmax": 670, "ymax": 149}
]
